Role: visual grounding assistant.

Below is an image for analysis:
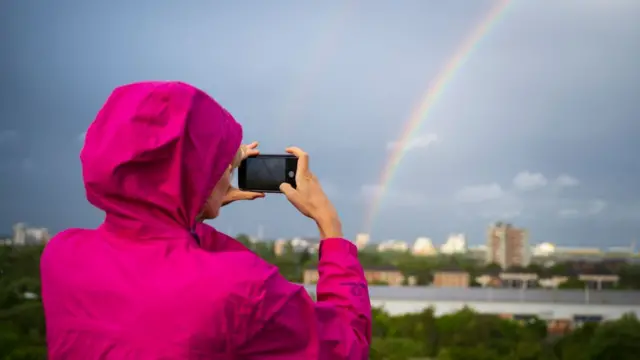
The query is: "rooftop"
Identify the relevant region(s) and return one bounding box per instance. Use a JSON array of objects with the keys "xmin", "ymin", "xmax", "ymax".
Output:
[{"xmin": 302, "ymin": 285, "xmax": 640, "ymax": 306}]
